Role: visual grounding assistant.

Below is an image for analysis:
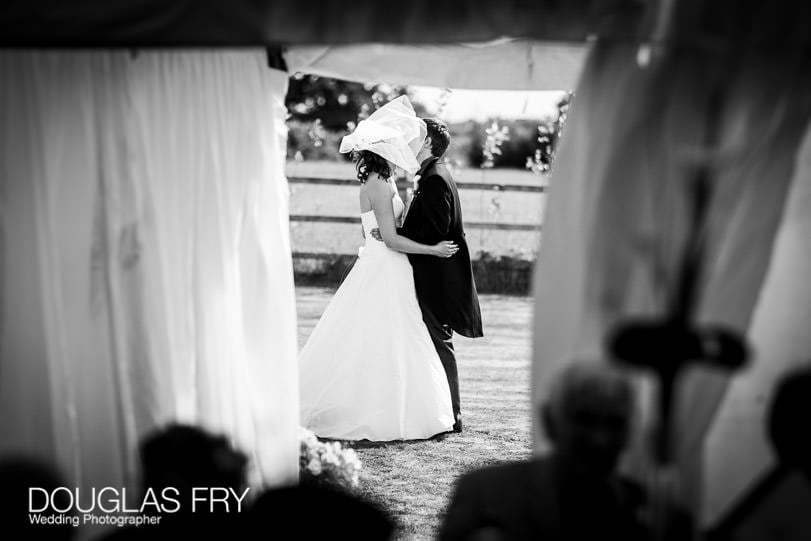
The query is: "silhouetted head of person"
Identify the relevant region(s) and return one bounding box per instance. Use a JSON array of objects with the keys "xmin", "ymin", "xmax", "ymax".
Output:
[
  {"xmin": 139, "ymin": 424, "xmax": 248, "ymax": 504},
  {"xmin": 767, "ymin": 366, "xmax": 811, "ymax": 473},
  {"xmin": 0, "ymin": 455, "xmax": 74, "ymax": 540},
  {"xmin": 248, "ymin": 483, "xmax": 394, "ymax": 541},
  {"xmin": 542, "ymin": 362, "xmax": 635, "ymax": 480}
]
